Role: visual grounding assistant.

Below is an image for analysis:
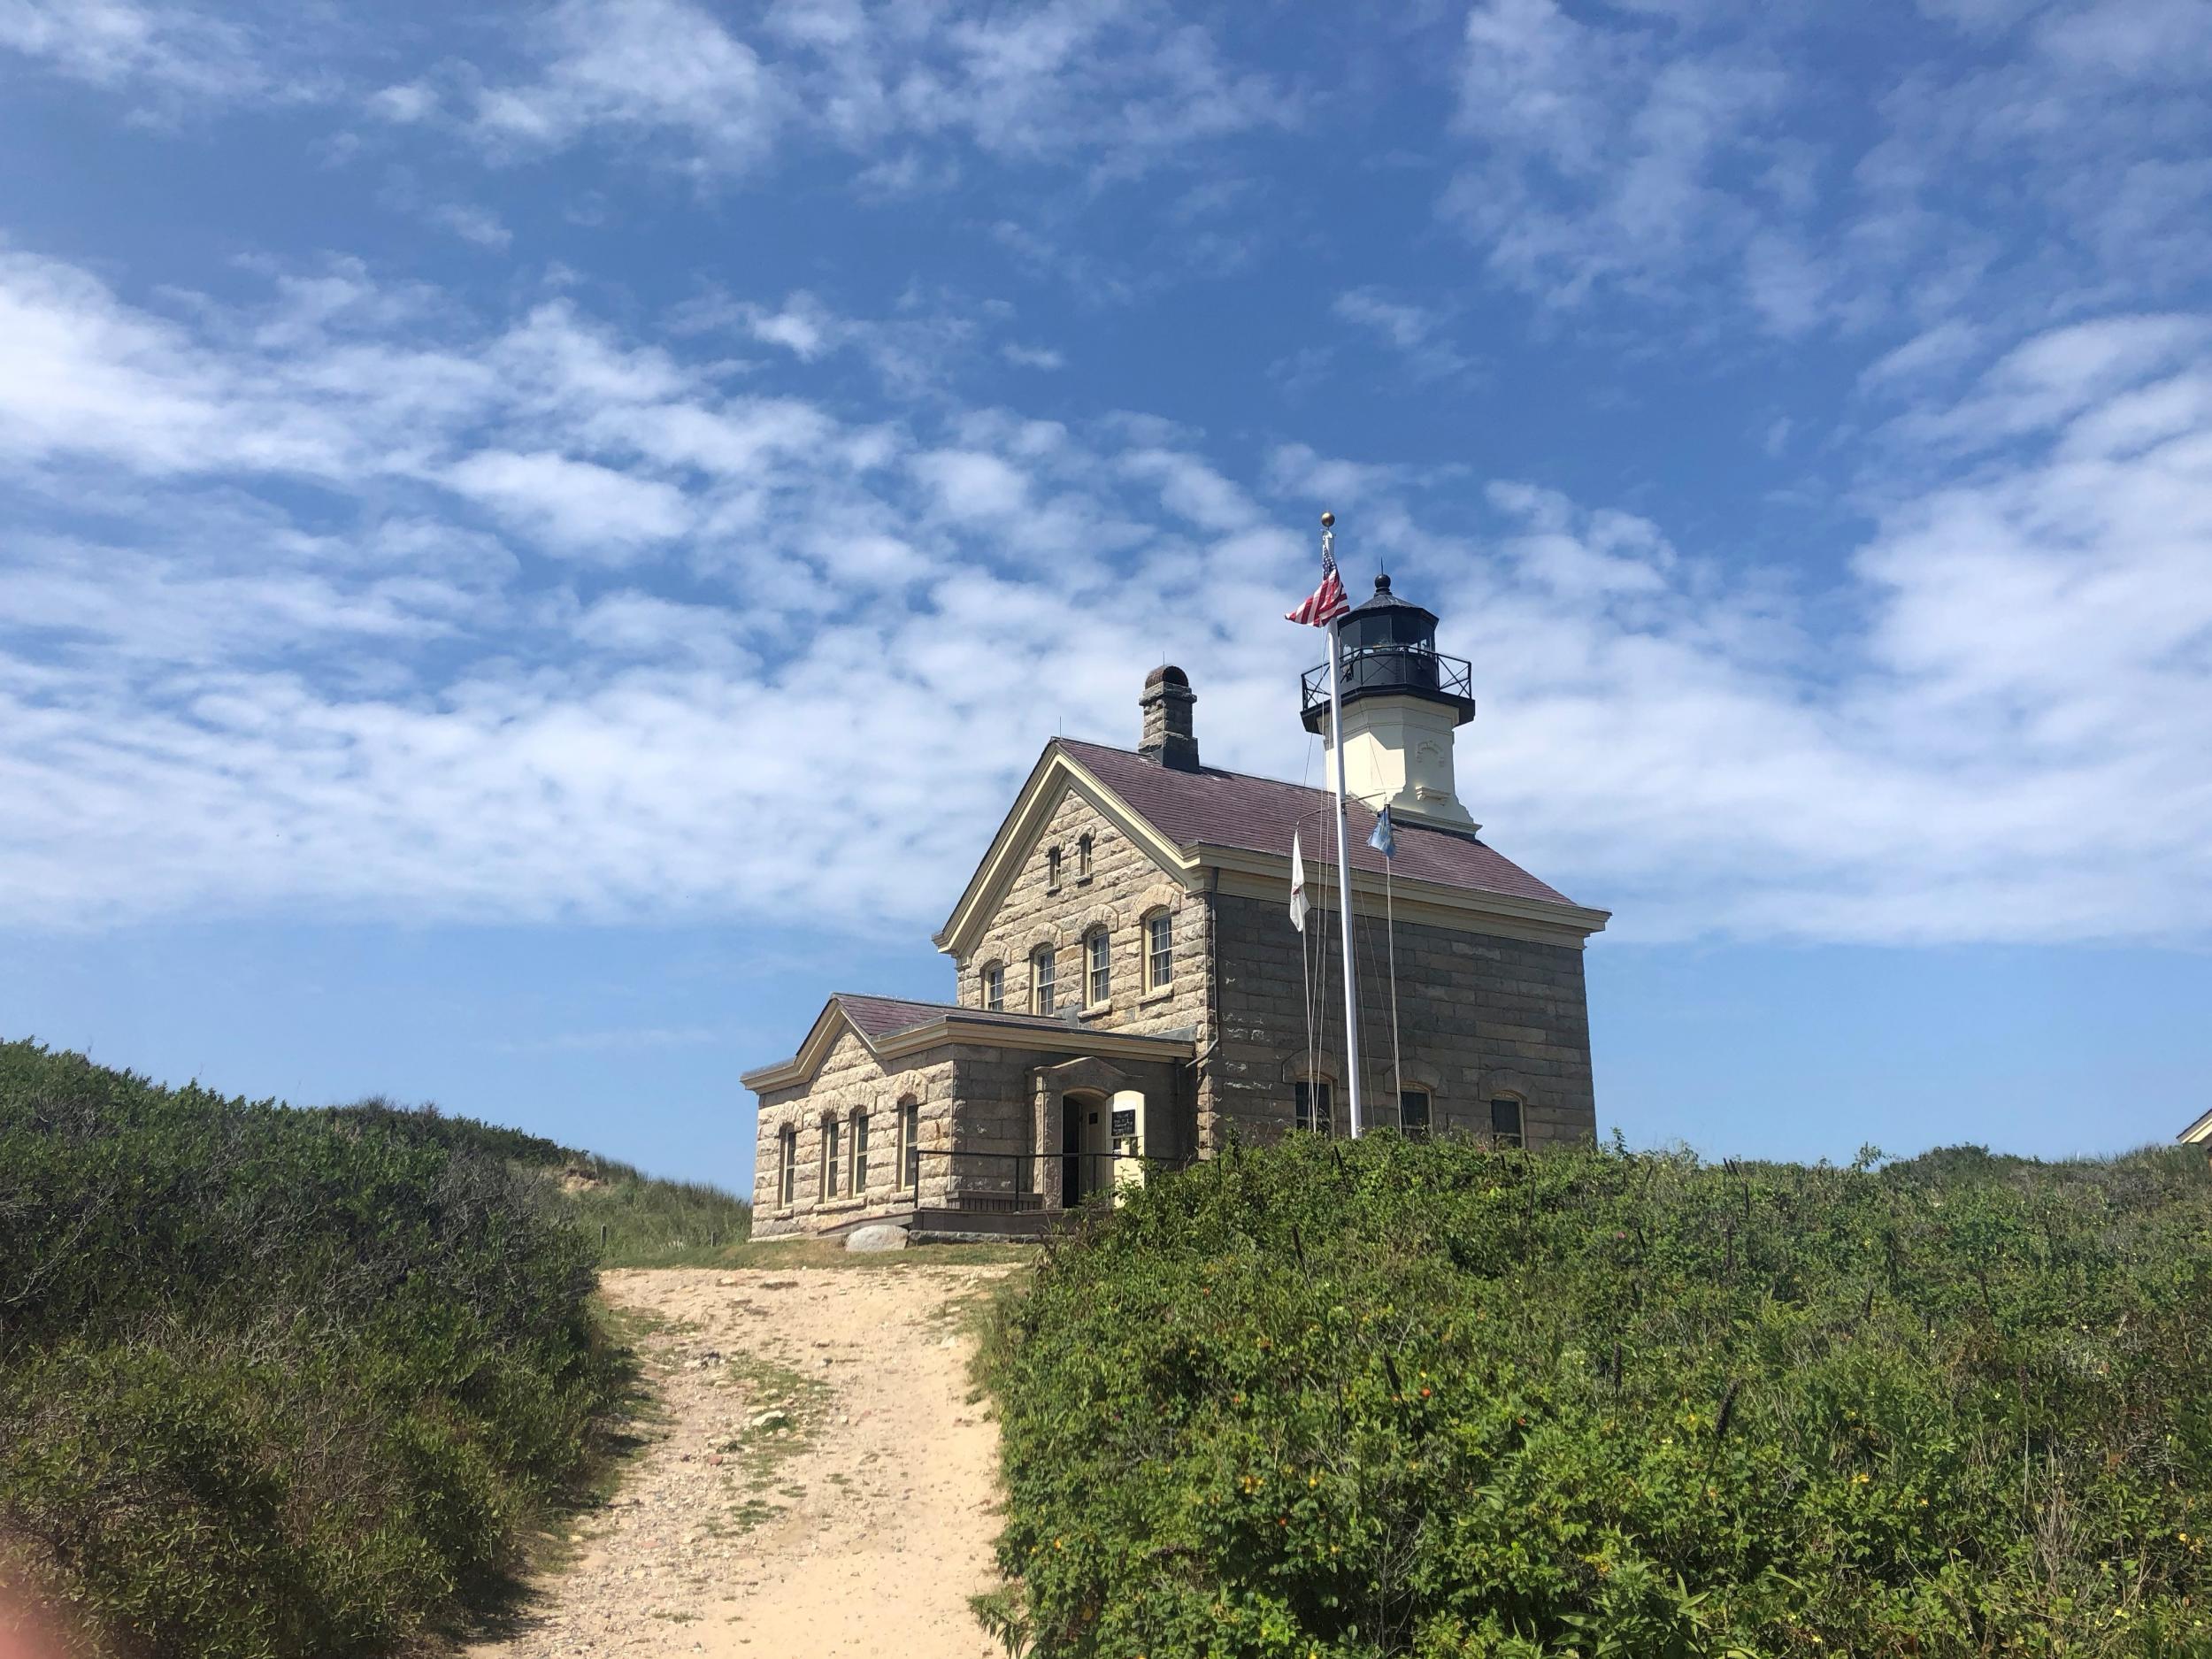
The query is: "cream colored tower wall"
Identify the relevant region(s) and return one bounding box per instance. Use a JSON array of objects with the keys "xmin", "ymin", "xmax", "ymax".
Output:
[{"xmin": 1322, "ymin": 693, "xmax": 1476, "ymax": 829}]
